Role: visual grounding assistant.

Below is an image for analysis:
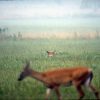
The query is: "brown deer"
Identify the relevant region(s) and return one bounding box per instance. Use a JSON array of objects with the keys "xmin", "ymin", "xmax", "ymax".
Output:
[
  {"xmin": 18, "ymin": 61, "xmax": 99, "ymax": 100},
  {"xmin": 47, "ymin": 51, "xmax": 55, "ymax": 57}
]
